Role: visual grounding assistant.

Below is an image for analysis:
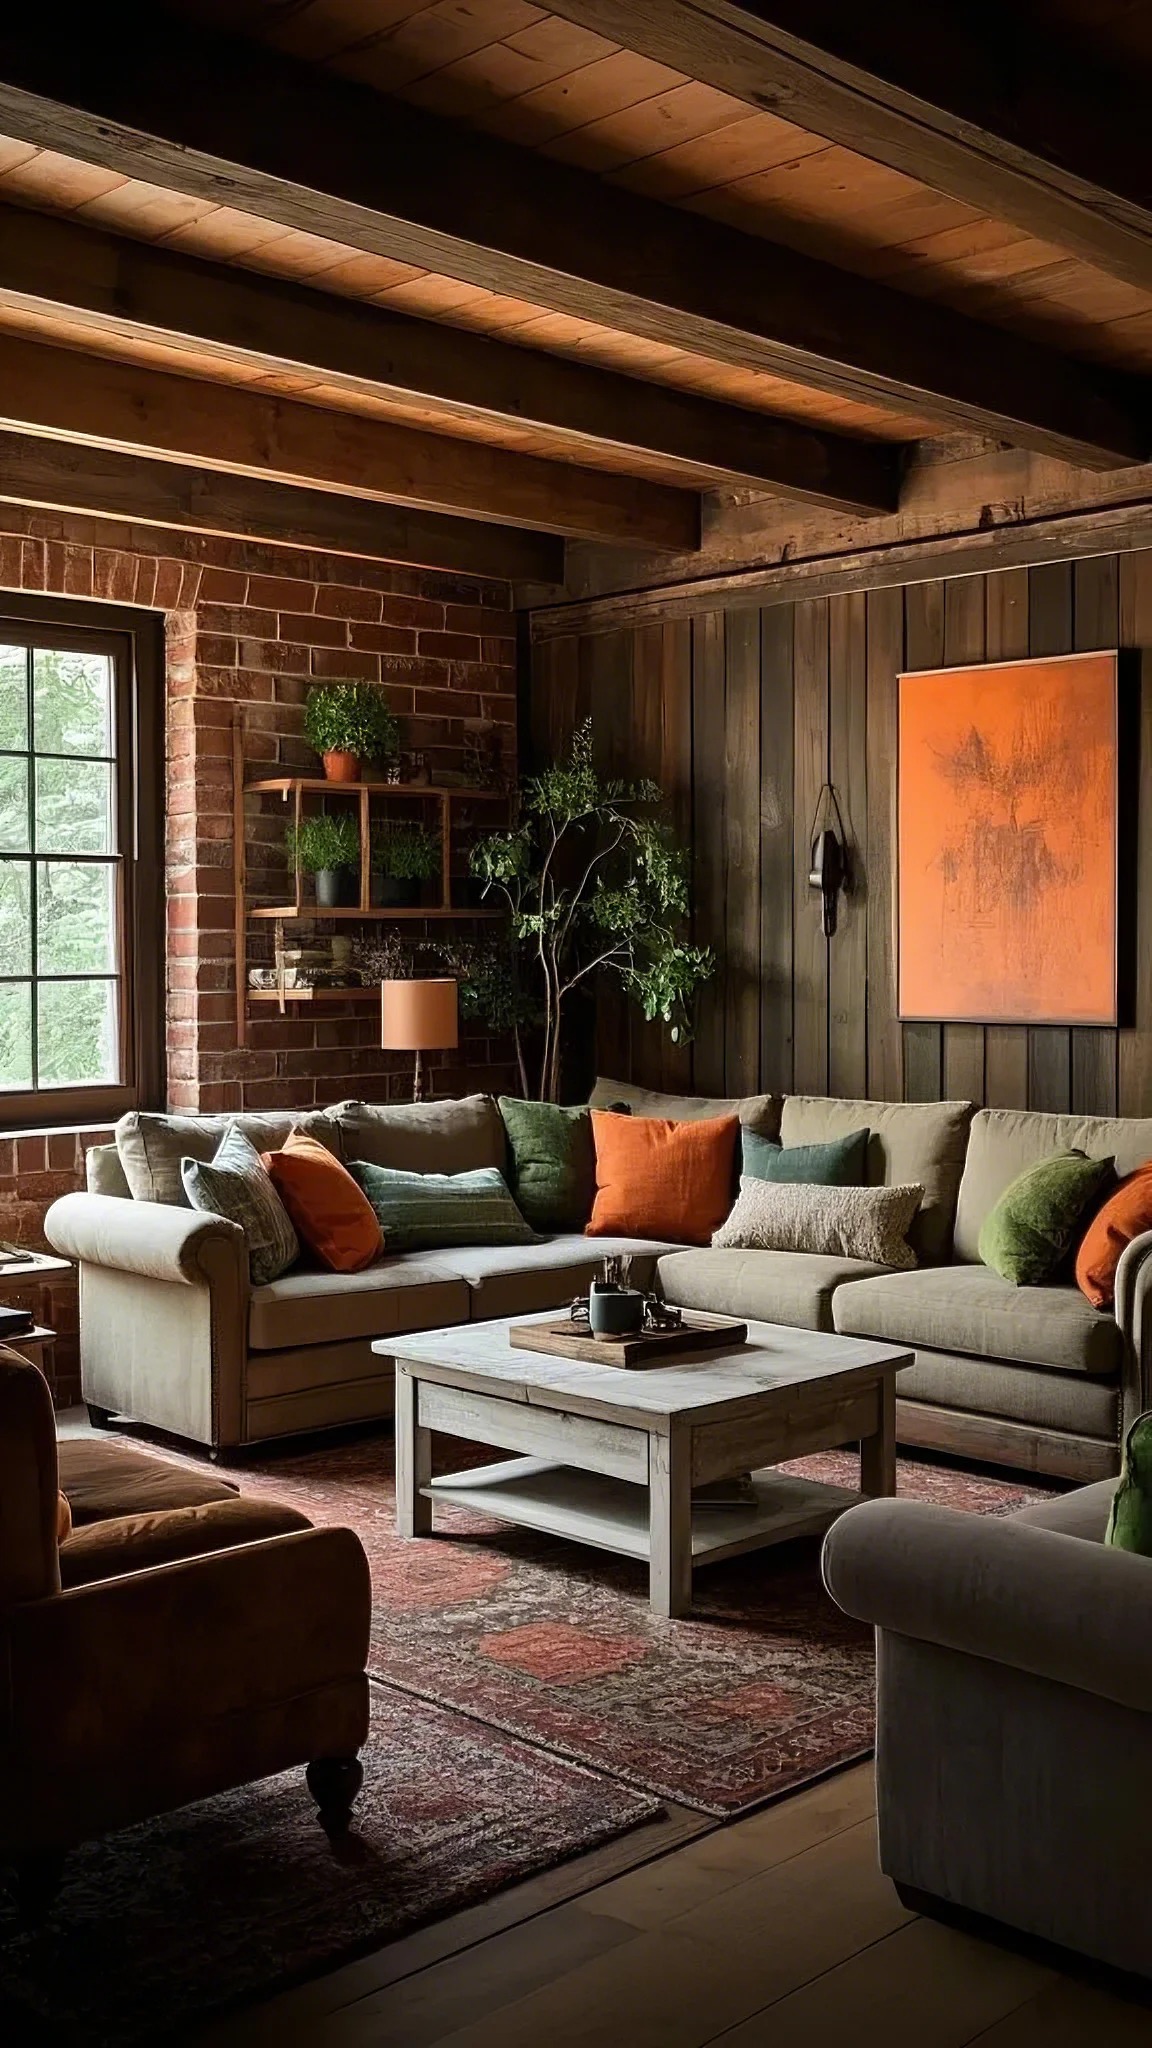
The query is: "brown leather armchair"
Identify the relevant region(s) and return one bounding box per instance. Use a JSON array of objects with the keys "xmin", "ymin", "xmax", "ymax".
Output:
[{"xmin": 0, "ymin": 1347, "xmax": 371, "ymax": 1910}]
